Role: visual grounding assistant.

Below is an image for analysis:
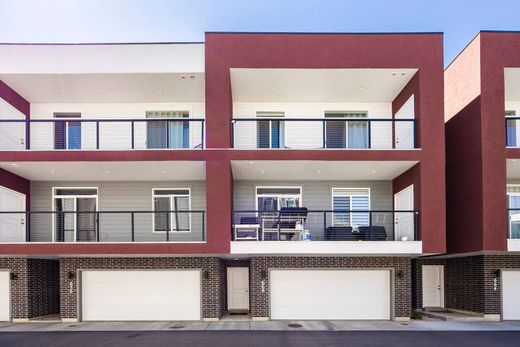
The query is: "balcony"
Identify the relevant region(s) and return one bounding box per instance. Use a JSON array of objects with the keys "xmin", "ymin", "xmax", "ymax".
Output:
[
  {"xmin": 232, "ymin": 209, "xmax": 418, "ymax": 242},
  {"xmin": 231, "ymin": 117, "xmax": 416, "ymax": 149},
  {"xmin": 0, "ymin": 118, "xmax": 205, "ymax": 151},
  {"xmin": 0, "ymin": 210, "xmax": 206, "ymax": 243}
]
